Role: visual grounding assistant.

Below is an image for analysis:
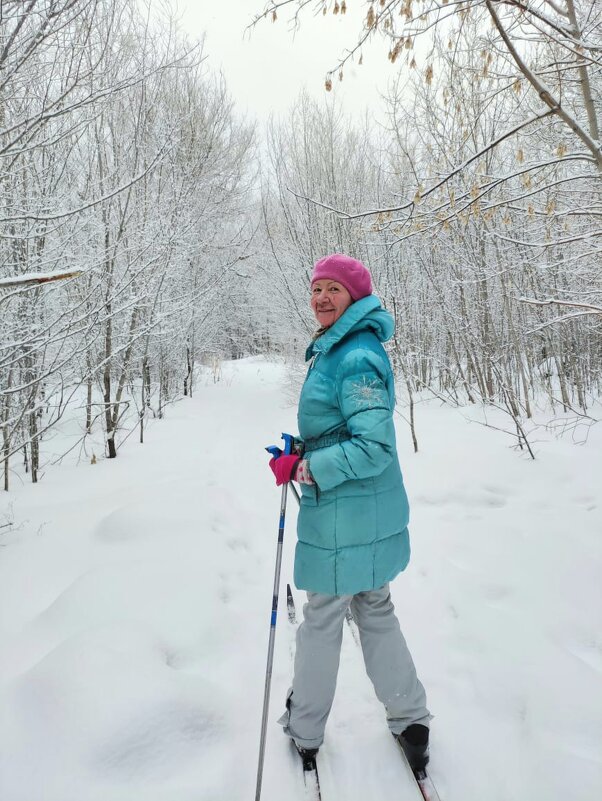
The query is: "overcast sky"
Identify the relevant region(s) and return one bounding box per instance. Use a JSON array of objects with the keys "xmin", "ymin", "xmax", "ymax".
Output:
[{"xmin": 176, "ymin": 1, "xmax": 396, "ymax": 121}]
